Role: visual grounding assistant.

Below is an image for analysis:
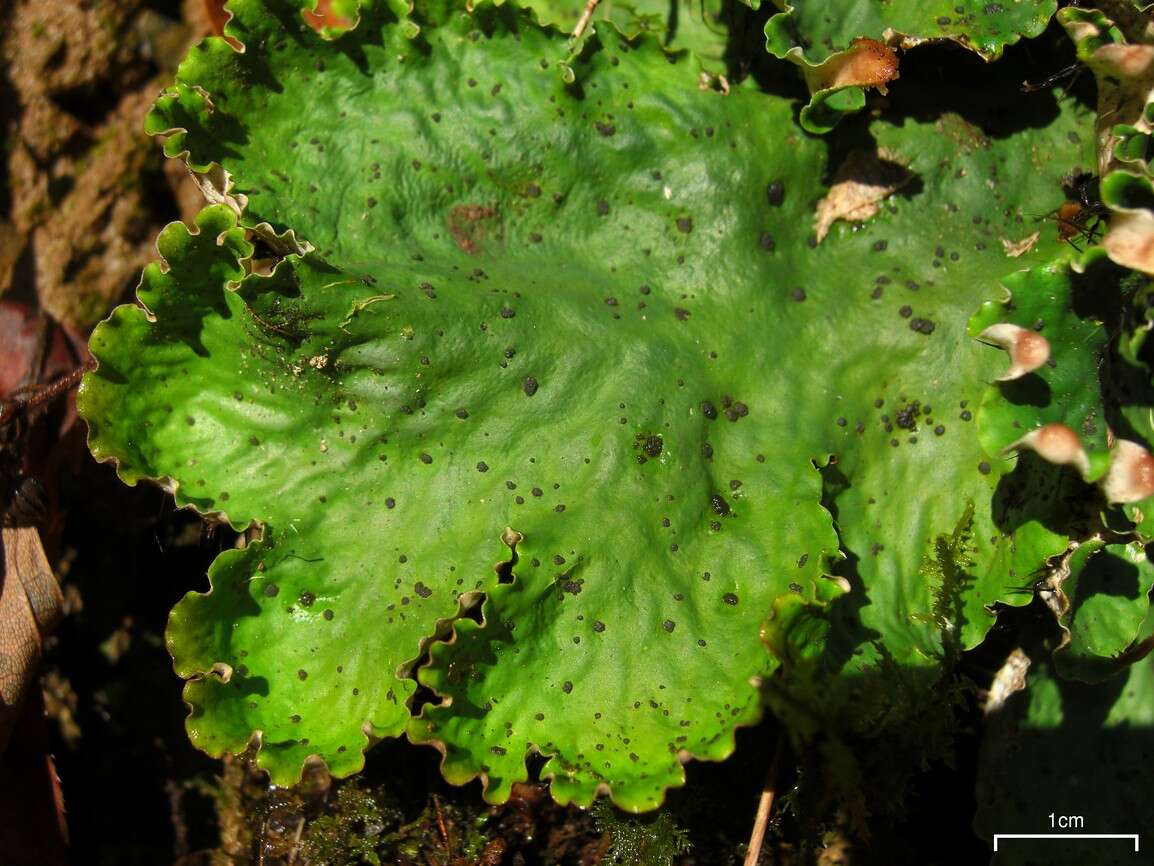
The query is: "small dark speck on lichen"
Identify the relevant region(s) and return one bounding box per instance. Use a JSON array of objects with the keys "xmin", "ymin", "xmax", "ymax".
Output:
[
  {"xmin": 323, "ymin": 609, "xmax": 334, "ymax": 620},
  {"xmin": 263, "ymin": 584, "xmax": 279, "ymax": 598},
  {"xmin": 663, "ymin": 619, "xmax": 676, "ymax": 632},
  {"xmin": 642, "ymin": 435, "xmax": 663, "ymax": 458},
  {"xmin": 676, "ymin": 217, "xmax": 693, "ymax": 234},
  {"xmin": 723, "ymin": 593, "xmax": 738, "ymax": 605},
  {"xmin": 297, "ymin": 669, "xmax": 308, "ymax": 680},
  {"xmin": 596, "ymin": 200, "xmax": 610, "ymax": 216},
  {"xmin": 523, "ymin": 376, "xmax": 539, "ymax": 396},
  {"xmin": 910, "ymin": 318, "xmax": 936, "ymax": 335},
  {"xmin": 419, "ymin": 453, "xmax": 433, "ymax": 464},
  {"xmin": 476, "ymin": 461, "xmax": 489, "ymax": 472},
  {"xmin": 562, "ymin": 681, "xmax": 573, "ymax": 693}
]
